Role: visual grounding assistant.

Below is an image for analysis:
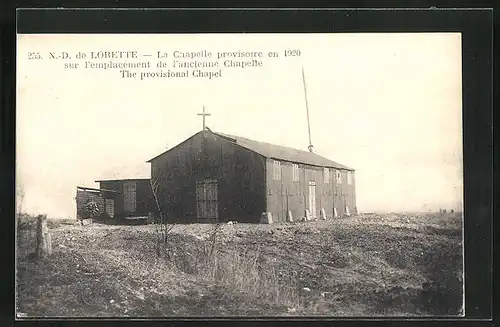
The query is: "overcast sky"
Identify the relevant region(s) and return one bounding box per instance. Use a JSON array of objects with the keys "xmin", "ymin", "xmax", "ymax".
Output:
[{"xmin": 16, "ymin": 33, "xmax": 463, "ymax": 218}]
